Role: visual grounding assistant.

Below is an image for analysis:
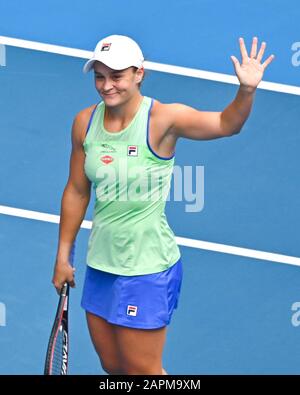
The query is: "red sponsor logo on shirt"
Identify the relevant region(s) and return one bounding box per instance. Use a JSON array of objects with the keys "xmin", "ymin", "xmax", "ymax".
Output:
[{"xmin": 100, "ymin": 155, "xmax": 114, "ymax": 164}]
